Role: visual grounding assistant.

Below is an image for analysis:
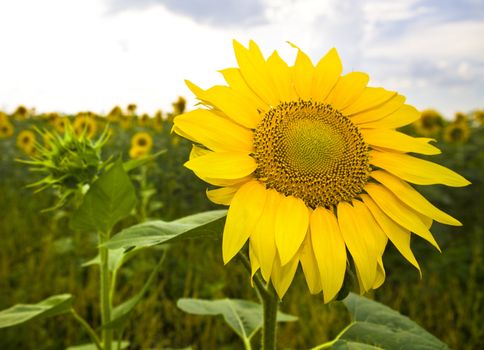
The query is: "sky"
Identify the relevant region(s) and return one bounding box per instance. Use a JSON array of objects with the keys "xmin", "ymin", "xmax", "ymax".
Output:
[{"xmin": 0, "ymin": 0, "xmax": 483, "ymax": 117}]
